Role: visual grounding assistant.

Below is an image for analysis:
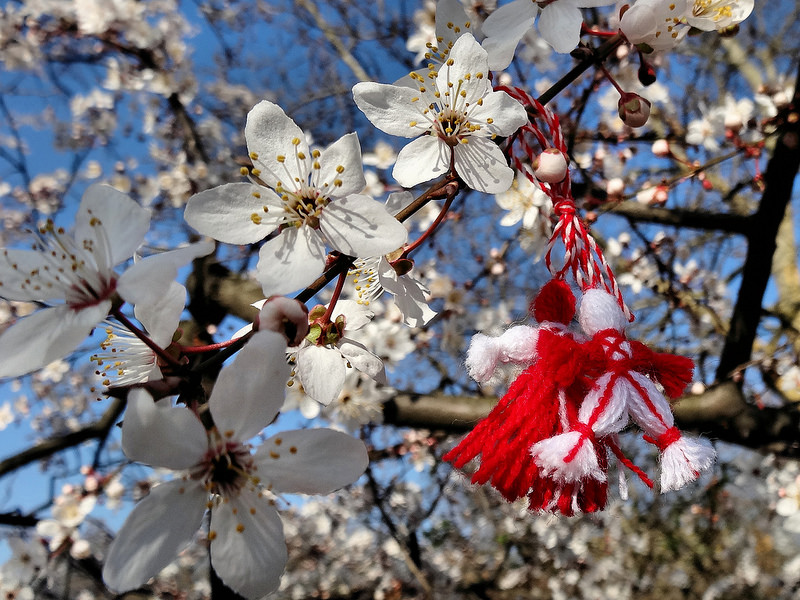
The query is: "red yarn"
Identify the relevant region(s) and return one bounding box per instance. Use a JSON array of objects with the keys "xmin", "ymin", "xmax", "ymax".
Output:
[
  {"xmin": 644, "ymin": 426, "xmax": 682, "ymax": 451},
  {"xmin": 531, "ymin": 279, "xmax": 575, "ymax": 325},
  {"xmin": 444, "ymin": 328, "xmax": 586, "ymax": 504}
]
